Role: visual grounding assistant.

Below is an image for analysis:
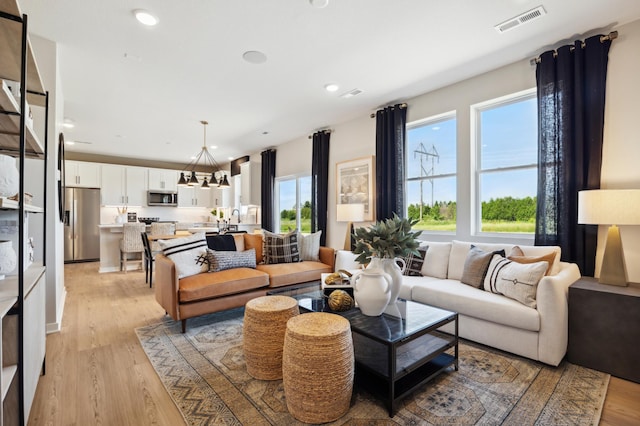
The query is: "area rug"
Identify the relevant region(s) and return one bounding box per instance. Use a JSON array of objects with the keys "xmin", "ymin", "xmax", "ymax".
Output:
[{"xmin": 136, "ymin": 309, "xmax": 609, "ymax": 425}]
